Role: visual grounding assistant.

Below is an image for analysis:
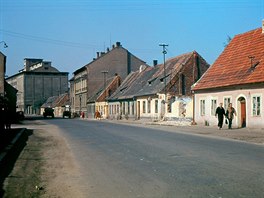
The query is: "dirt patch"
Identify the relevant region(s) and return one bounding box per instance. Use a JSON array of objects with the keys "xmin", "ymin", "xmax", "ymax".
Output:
[{"xmin": 3, "ymin": 122, "xmax": 84, "ymax": 198}]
